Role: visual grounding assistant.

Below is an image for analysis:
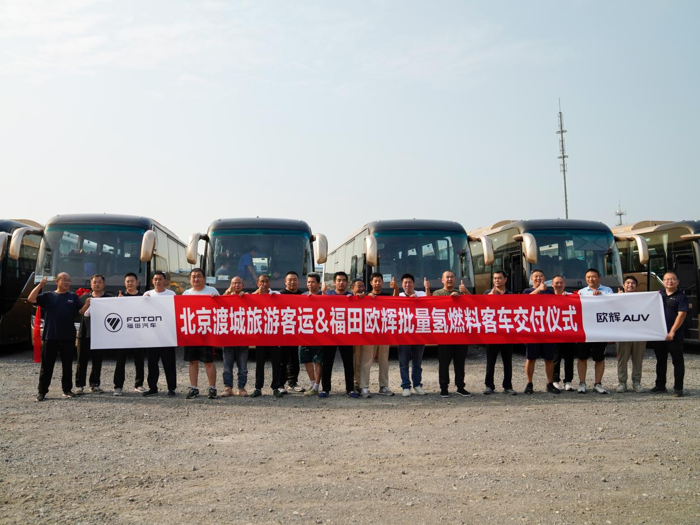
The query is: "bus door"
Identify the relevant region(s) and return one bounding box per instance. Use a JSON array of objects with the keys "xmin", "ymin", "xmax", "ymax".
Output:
[
  {"xmin": 674, "ymin": 253, "xmax": 698, "ymax": 344},
  {"xmin": 508, "ymin": 253, "xmax": 523, "ymax": 292}
]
